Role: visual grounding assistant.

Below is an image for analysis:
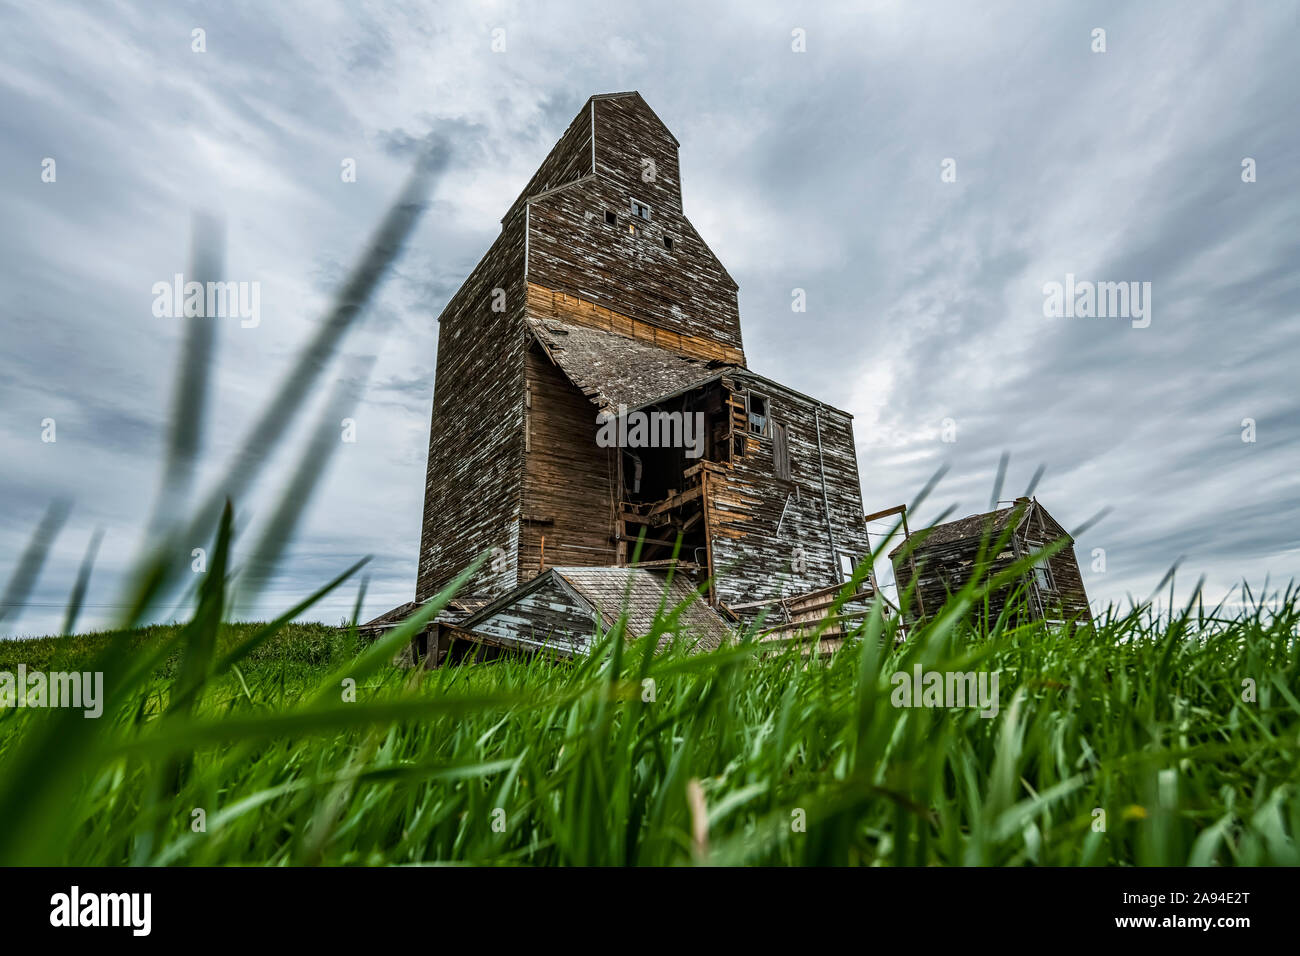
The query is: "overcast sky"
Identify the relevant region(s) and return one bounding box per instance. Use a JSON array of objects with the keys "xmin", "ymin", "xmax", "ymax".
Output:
[{"xmin": 1, "ymin": 0, "xmax": 1296, "ymax": 637}]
